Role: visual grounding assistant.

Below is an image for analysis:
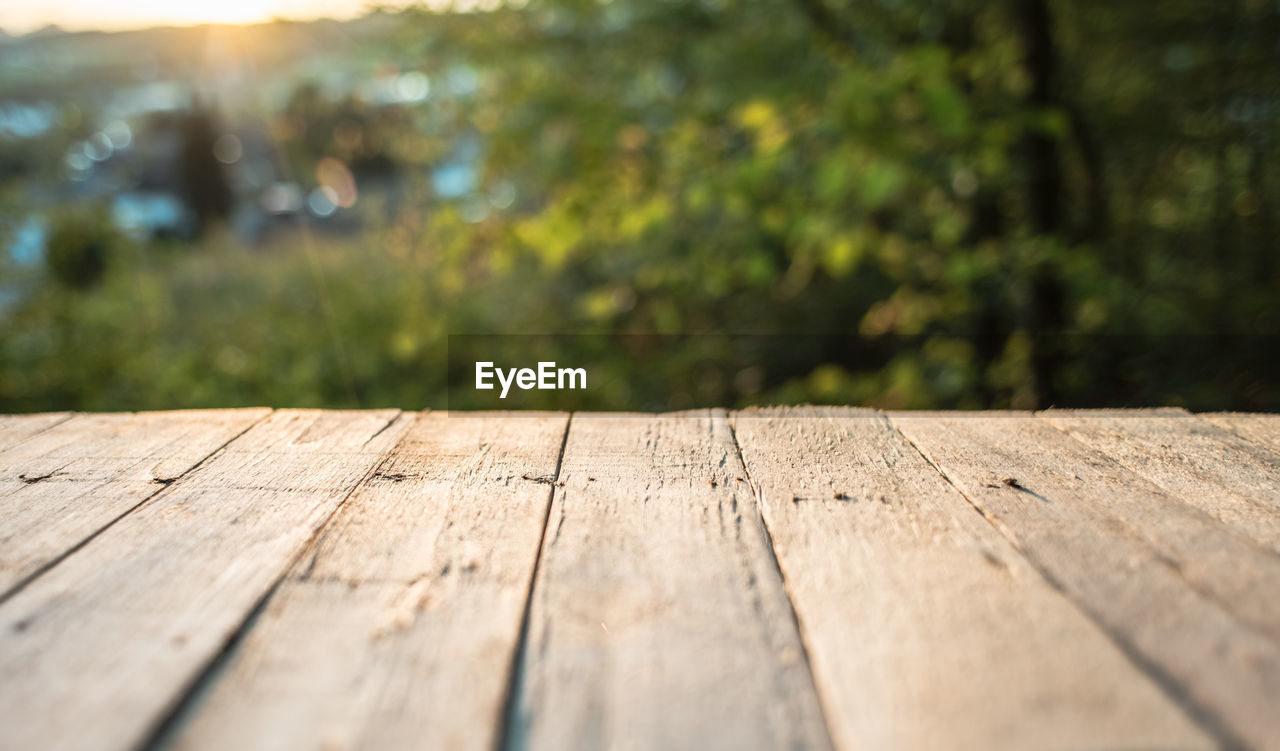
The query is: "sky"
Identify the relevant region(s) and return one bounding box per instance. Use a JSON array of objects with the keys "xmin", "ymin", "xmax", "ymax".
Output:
[{"xmin": 0, "ymin": 0, "xmax": 380, "ymax": 34}]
